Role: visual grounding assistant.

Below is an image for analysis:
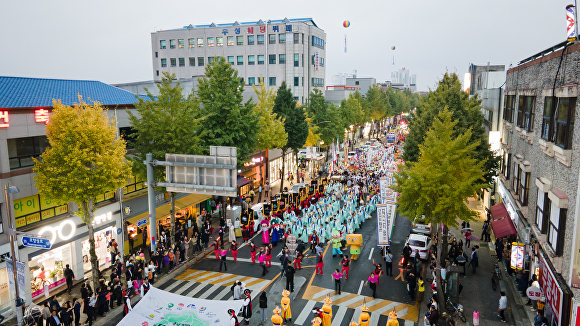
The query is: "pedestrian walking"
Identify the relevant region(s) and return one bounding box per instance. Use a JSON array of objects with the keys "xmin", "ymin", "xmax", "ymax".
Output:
[
  {"xmin": 468, "ymin": 247, "xmax": 478, "ymax": 274},
  {"xmin": 405, "ymin": 269, "xmax": 416, "ymax": 300},
  {"xmin": 64, "ymin": 264, "xmax": 75, "ymax": 295},
  {"xmin": 498, "ymin": 291, "xmax": 508, "ymax": 323},
  {"xmin": 384, "ymin": 248, "xmax": 394, "ymax": 276},
  {"xmin": 332, "ymin": 269, "xmax": 342, "ymax": 295},
  {"xmin": 259, "ymin": 292, "xmax": 268, "ymax": 325},
  {"xmin": 285, "ymin": 261, "xmax": 295, "ymax": 292},
  {"xmin": 417, "ymin": 276, "xmax": 425, "ymax": 303},
  {"xmin": 219, "ymin": 246, "xmax": 228, "ymax": 272}
]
